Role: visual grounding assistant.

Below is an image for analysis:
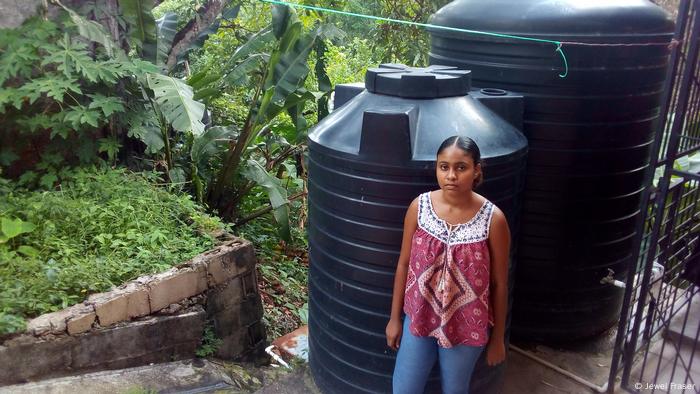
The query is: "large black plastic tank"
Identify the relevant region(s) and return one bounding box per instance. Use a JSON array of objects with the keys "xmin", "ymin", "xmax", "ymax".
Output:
[
  {"xmin": 428, "ymin": 0, "xmax": 675, "ymax": 340},
  {"xmin": 307, "ymin": 64, "xmax": 527, "ymax": 394}
]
